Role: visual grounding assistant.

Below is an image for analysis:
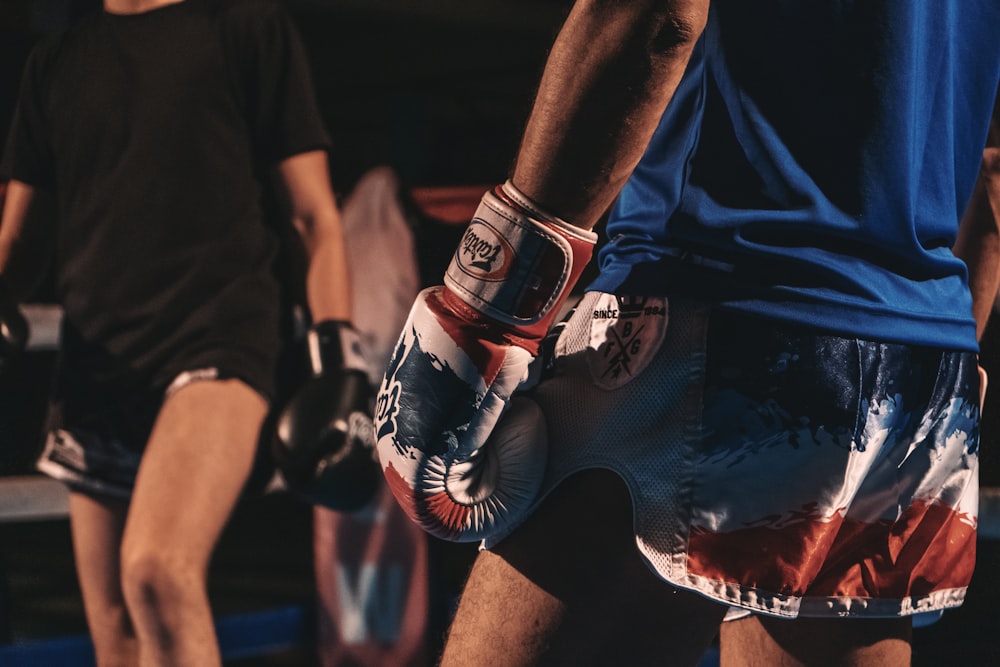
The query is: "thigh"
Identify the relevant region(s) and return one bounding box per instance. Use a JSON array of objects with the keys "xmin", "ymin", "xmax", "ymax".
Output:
[
  {"xmin": 122, "ymin": 378, "xmax": 268, "ymax": 569},
  {"xmin": 720, "ymin": 614, "xmax": 912, "ymax": 667},
  {"xmin": 442, "ymin": 469, "xmax": 727, "ymax": 667}
]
